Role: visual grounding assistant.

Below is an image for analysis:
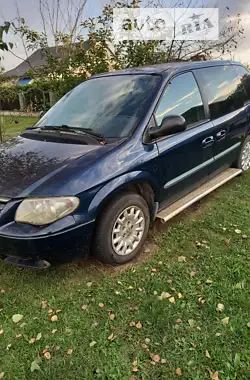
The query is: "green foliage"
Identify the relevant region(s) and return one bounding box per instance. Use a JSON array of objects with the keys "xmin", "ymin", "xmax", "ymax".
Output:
[{"xmin": 0, "ymin": 22, "xmax": 12, "ymax": 52}]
